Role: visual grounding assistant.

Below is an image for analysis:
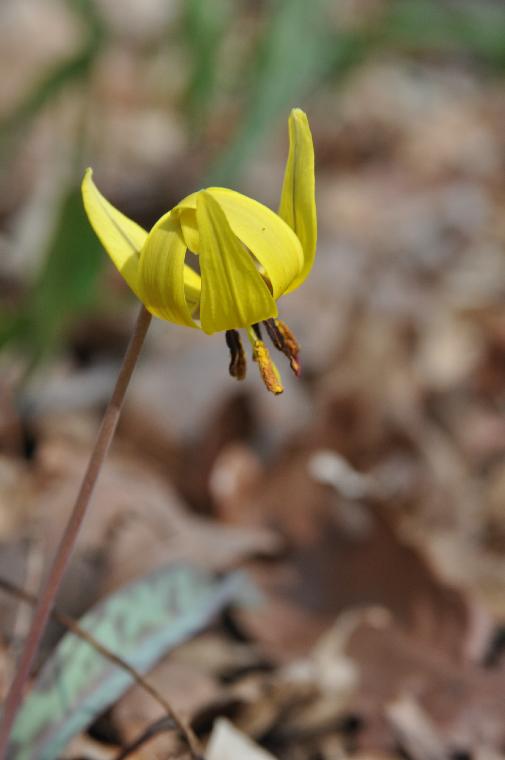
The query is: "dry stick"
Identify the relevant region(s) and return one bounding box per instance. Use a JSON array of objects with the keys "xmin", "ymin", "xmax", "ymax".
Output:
[
  {"xmin": 0, "ymin": 305, "xmax": 153, "ymax": 758},
  {"xmin": 0, "ymin": 577, "xmax": 204, "ymax": 758},
  {"xmin": 113, "ymin": 716, "xmax": 182, "ymax": 760}
]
